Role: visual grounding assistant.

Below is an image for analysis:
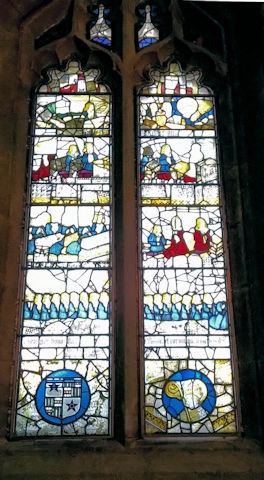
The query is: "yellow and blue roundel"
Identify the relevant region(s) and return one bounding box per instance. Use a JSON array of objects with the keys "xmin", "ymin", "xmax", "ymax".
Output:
[
  {"xmin": 35, "ymin": 370, "xmax": 90, "ymax": 425},
  {"xmin": 162, "ymin": 369, "xmax": 216, "ymax": 424}
]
